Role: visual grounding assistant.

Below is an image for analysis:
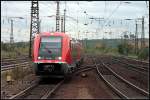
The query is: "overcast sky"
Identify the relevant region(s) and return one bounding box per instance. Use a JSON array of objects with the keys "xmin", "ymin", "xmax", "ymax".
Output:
[{"xmin": 1, "ymin": 1, "xmax": 149, "ymax": 42}]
